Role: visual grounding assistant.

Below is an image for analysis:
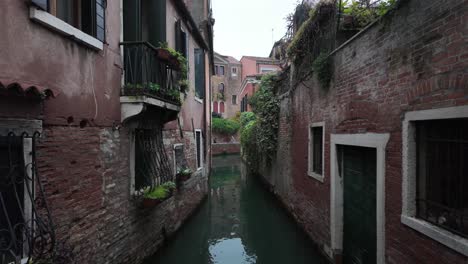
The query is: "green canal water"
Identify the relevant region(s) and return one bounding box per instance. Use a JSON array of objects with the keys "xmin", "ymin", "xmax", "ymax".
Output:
[{"xmin": 143, "ymin": 154, "xmax": 326, "ymax": 264}]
